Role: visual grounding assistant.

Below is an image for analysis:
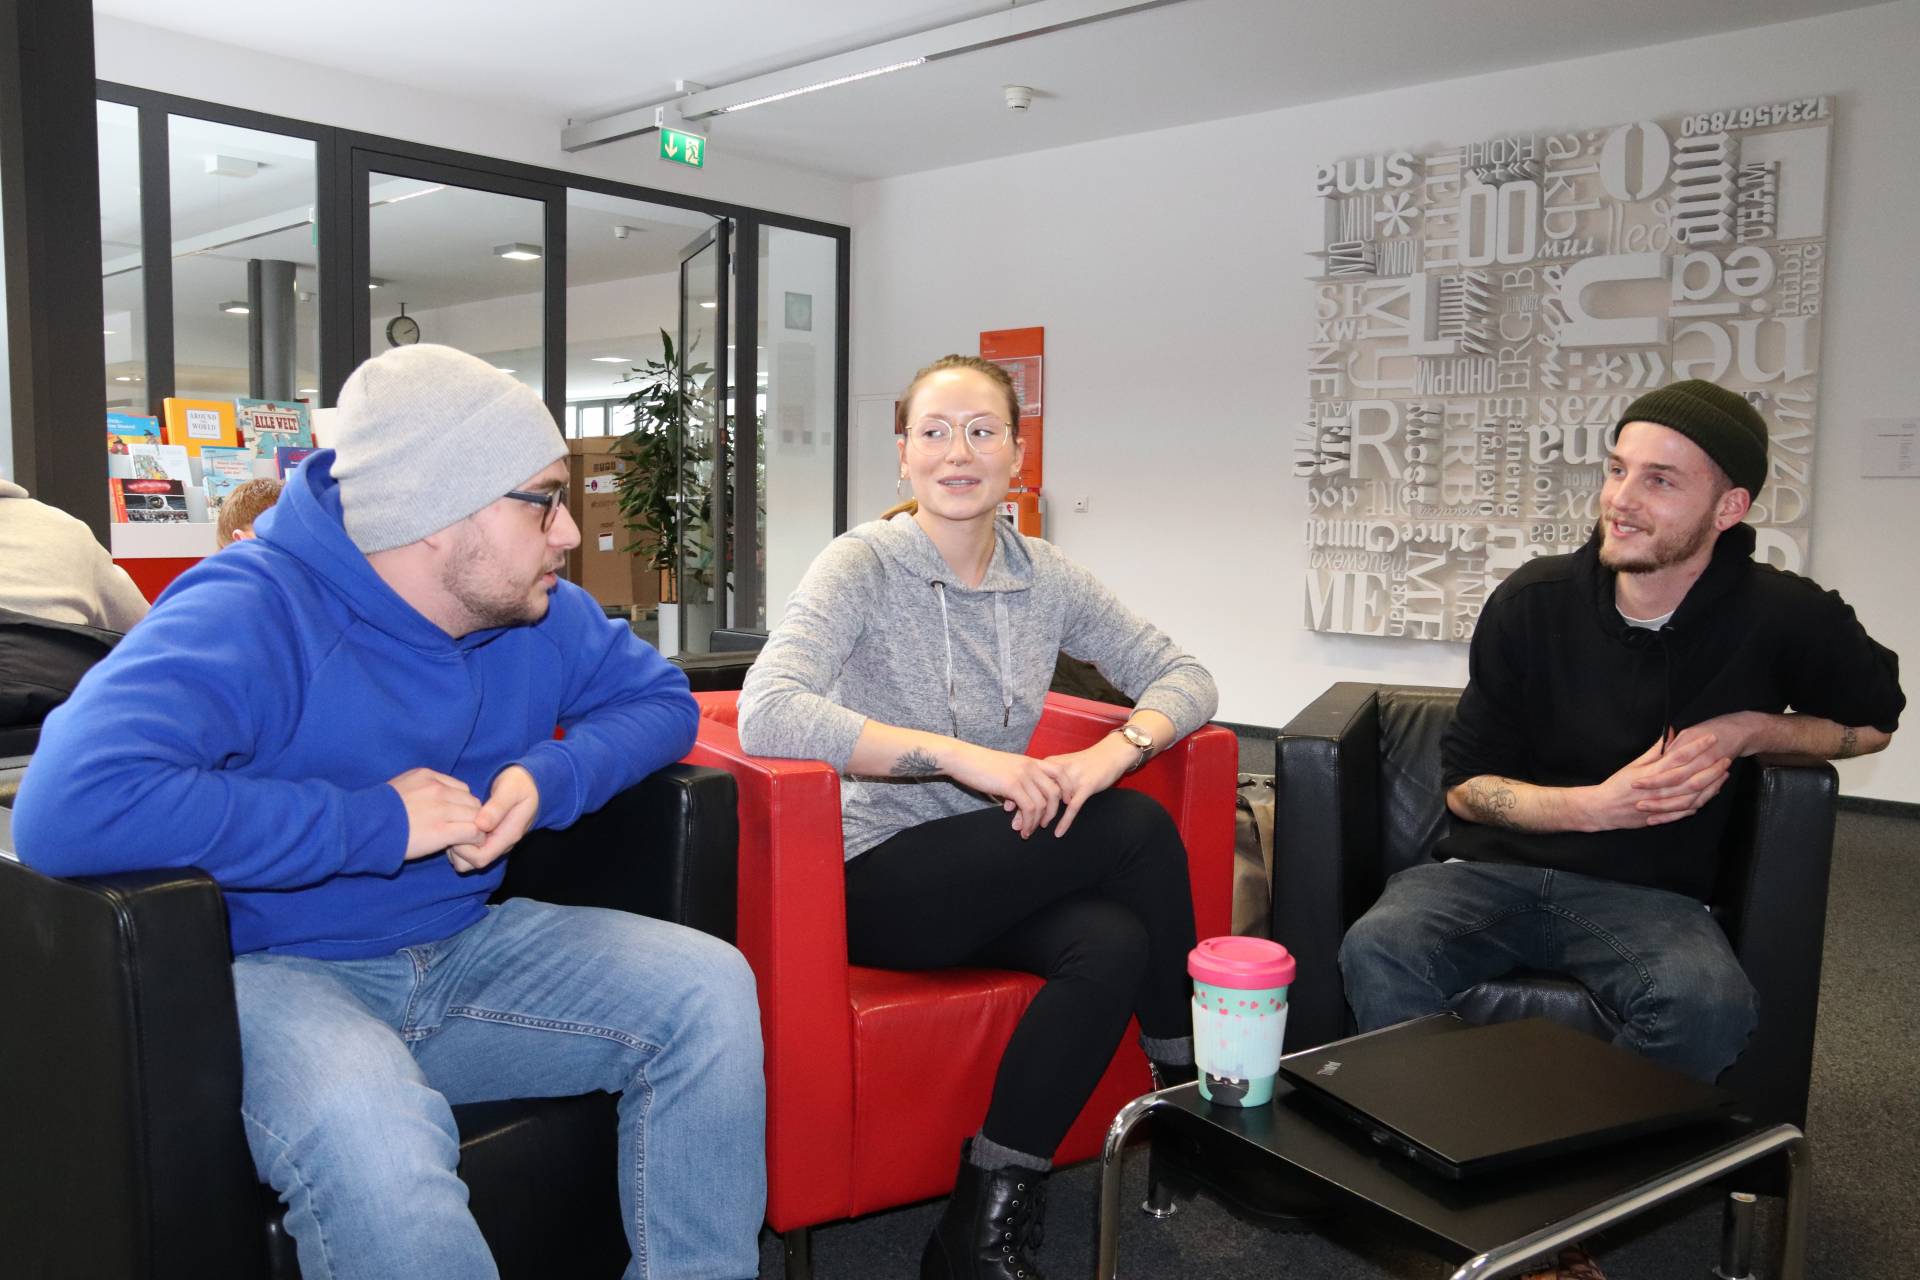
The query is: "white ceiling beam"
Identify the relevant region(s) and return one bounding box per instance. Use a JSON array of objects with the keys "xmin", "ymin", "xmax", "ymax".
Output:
[{"xmin": 560, "ymin": 0, "xmax": 1191, "ymax": 153}]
